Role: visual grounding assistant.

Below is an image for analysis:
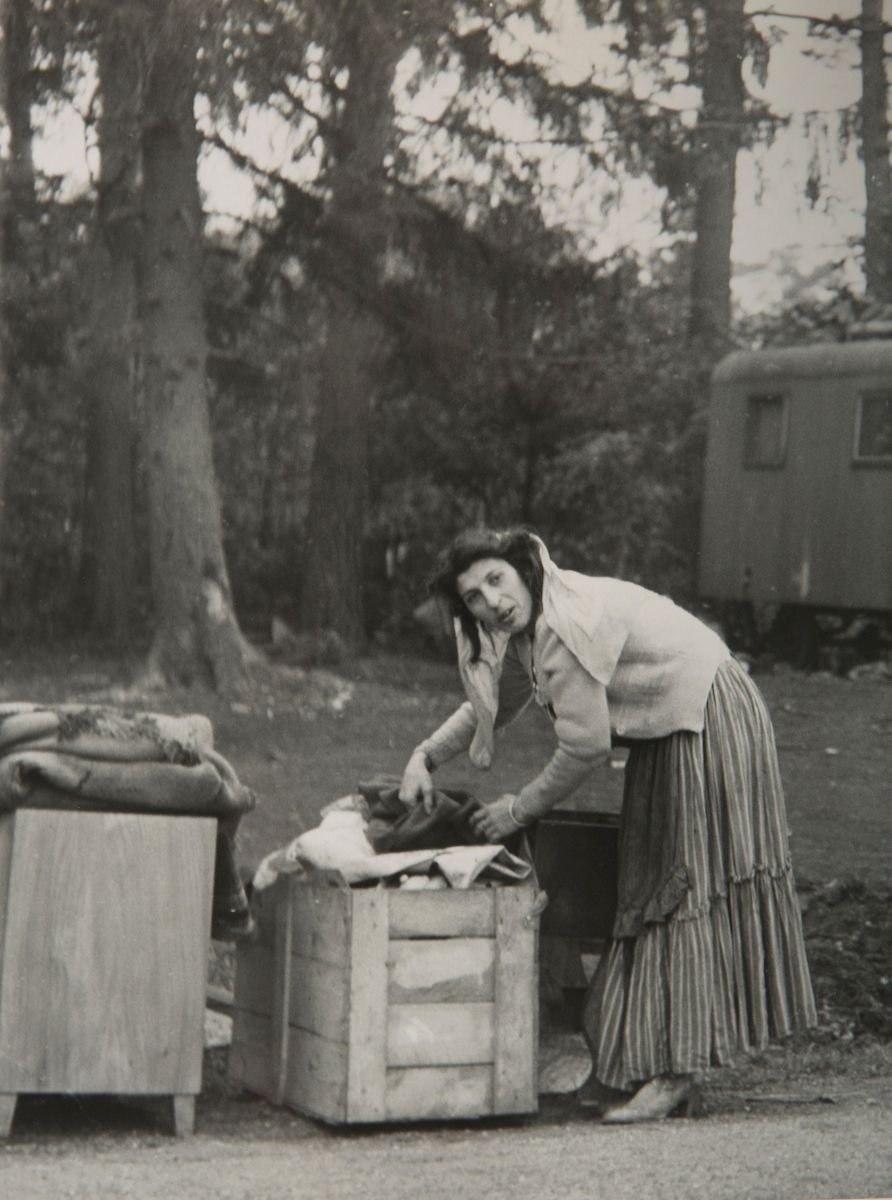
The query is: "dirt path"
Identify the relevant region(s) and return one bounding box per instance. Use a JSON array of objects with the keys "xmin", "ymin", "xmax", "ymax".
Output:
[{"xmin": 1, "ymin": 1079, "xmax": 890, "ymax": 1200}]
